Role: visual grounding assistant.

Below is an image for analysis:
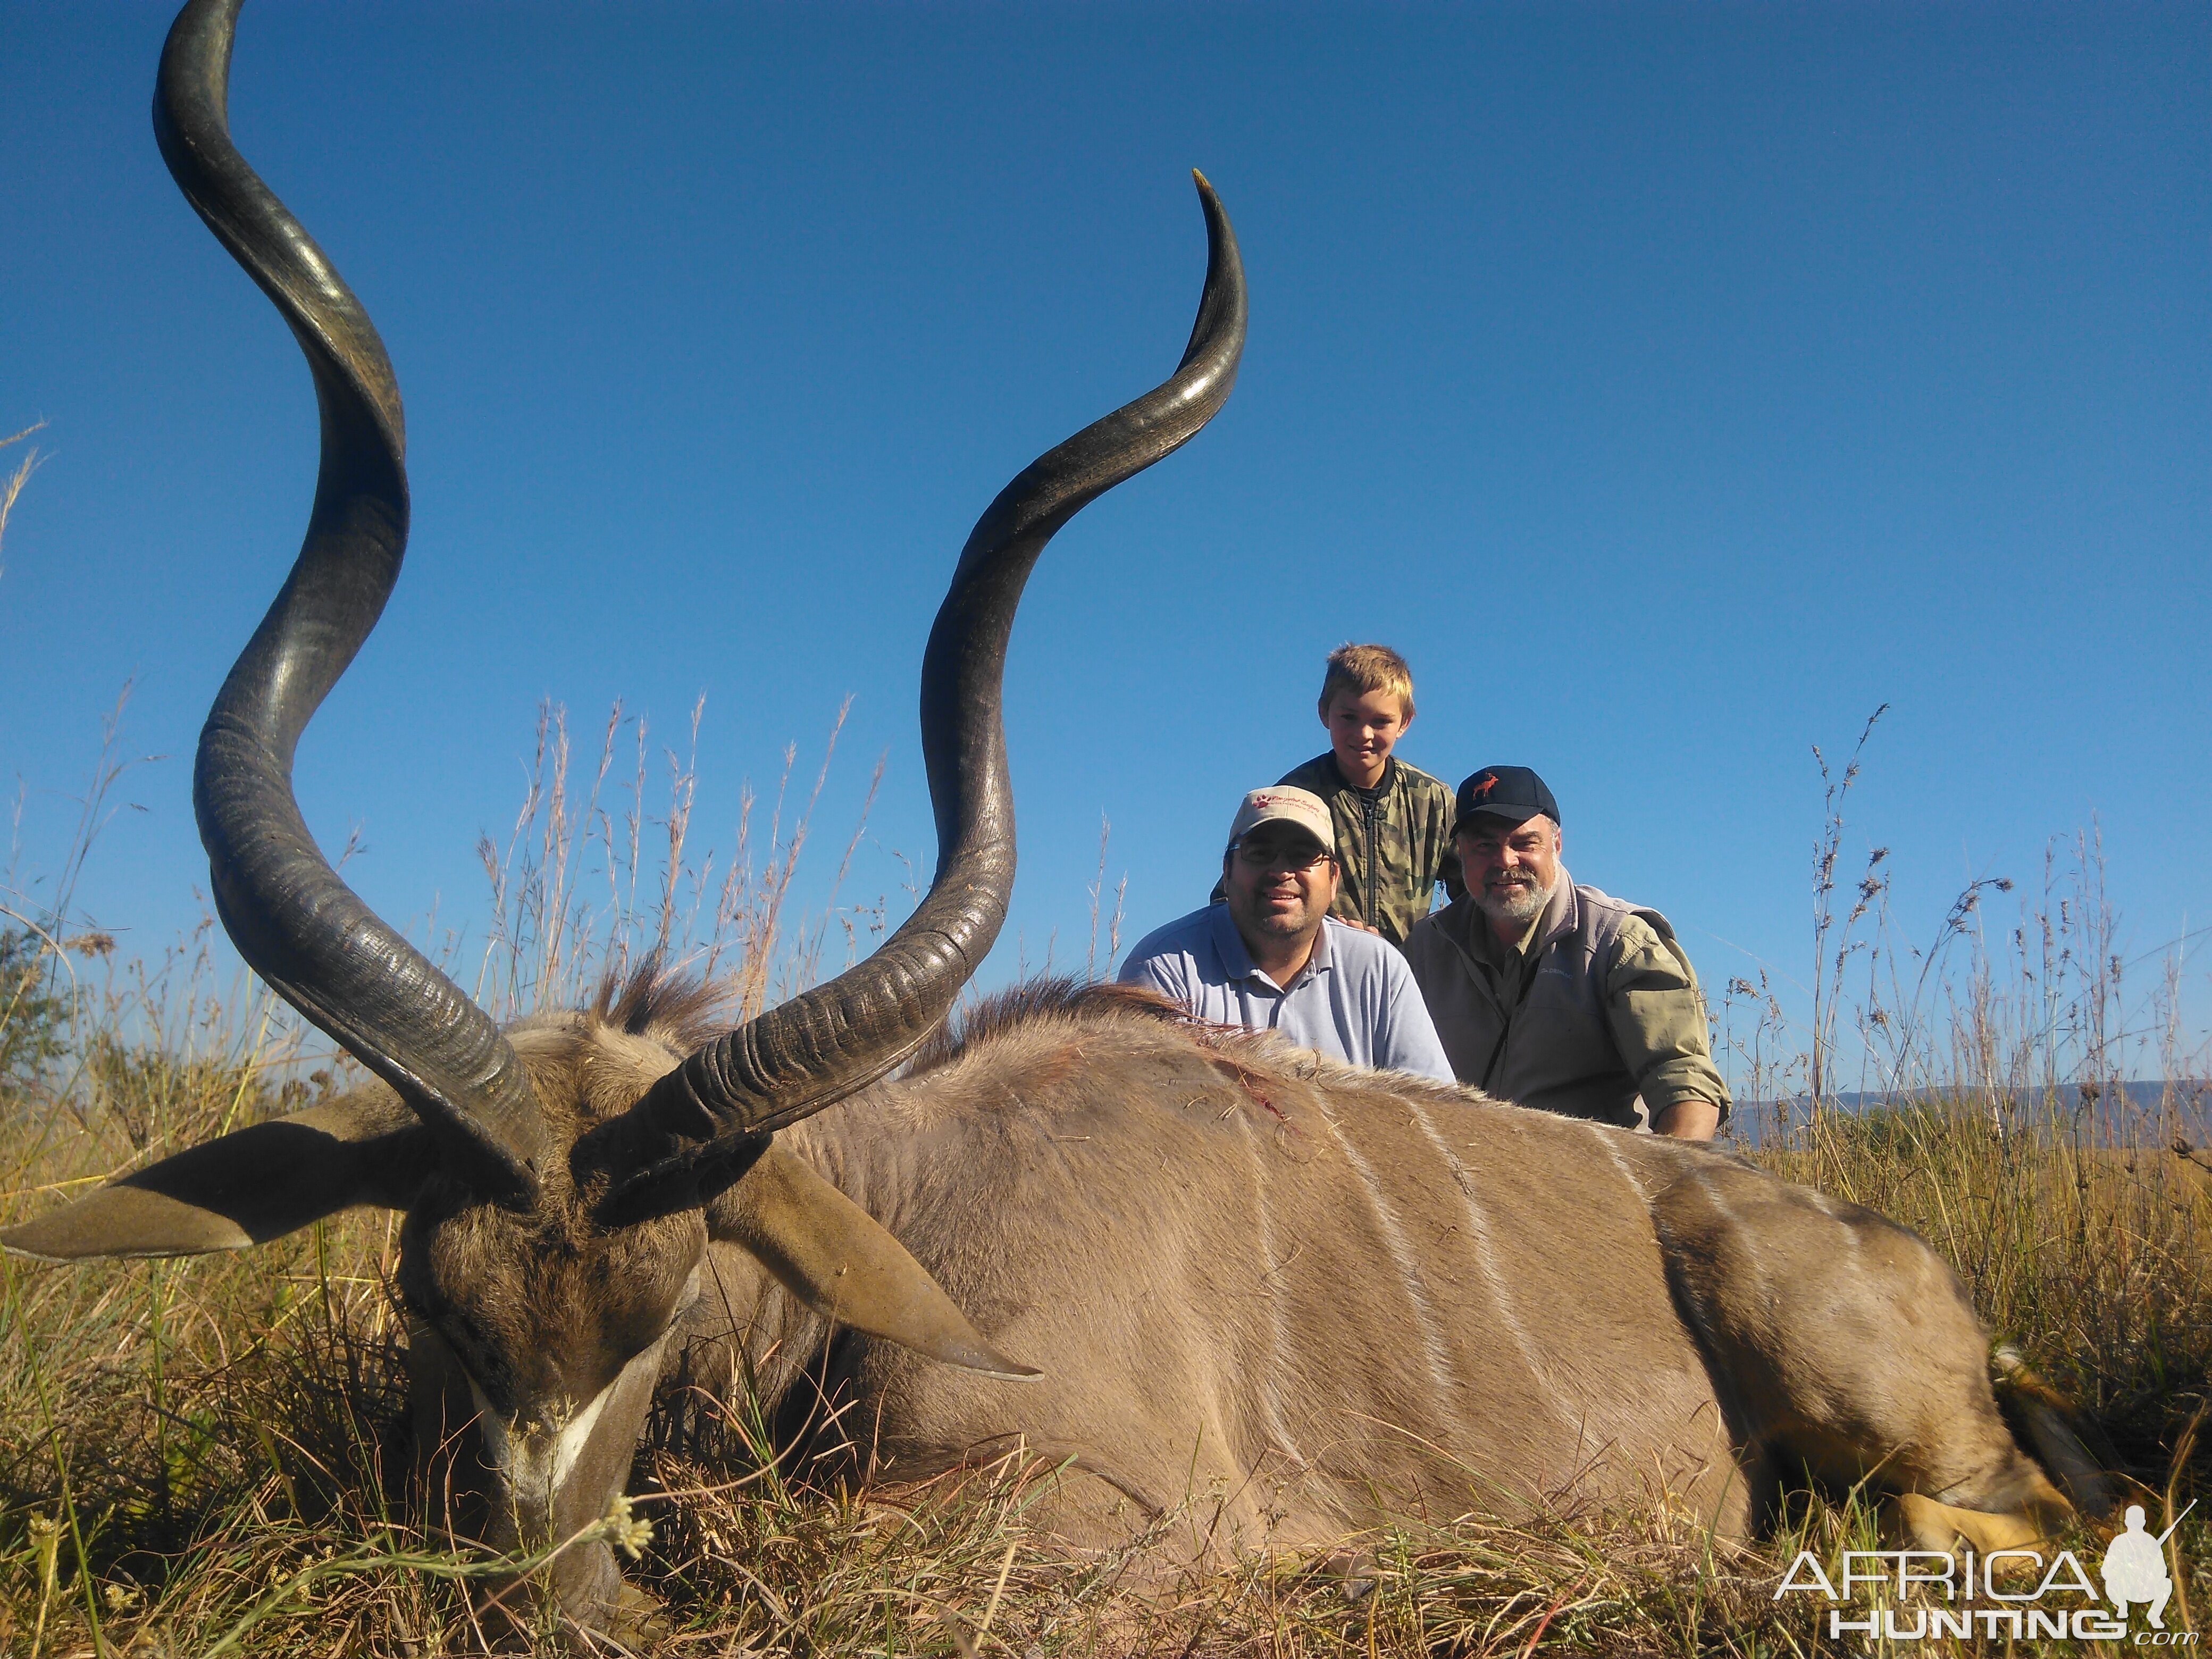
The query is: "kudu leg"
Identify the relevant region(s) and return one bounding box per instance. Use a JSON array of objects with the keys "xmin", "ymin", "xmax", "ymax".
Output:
[
  {"xmin": 1894, "ymin": 1491, "xmax": 2059, "ymax": 1556},
  {"xmin": 1648, "ymin": 1159, "xmax": 2076, "ymax": 1542}
]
